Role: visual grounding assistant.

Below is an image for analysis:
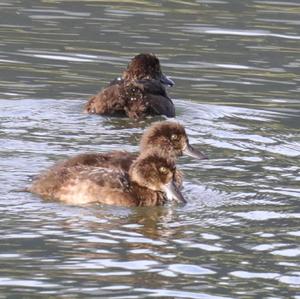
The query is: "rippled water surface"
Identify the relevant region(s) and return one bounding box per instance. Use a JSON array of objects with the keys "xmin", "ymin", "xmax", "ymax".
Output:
[{"xmin": 1, "ymin": 0, "xmax": 300, "ymax": 298}]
